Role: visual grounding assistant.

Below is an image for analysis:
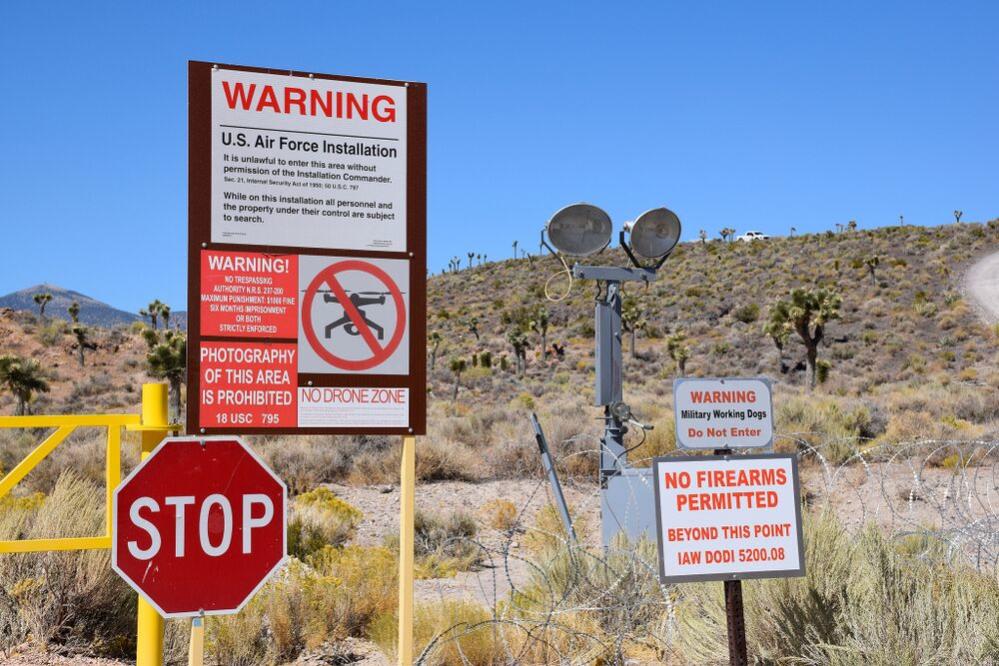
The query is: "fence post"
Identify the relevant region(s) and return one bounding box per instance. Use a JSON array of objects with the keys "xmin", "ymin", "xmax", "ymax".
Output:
[
  {"xmin": 398, "ymin": 435, "xmax": 416, "ymax": 665},
  {"xmin": 136, "ymin": 383, "xmax": 168, "ymax": 666}
]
